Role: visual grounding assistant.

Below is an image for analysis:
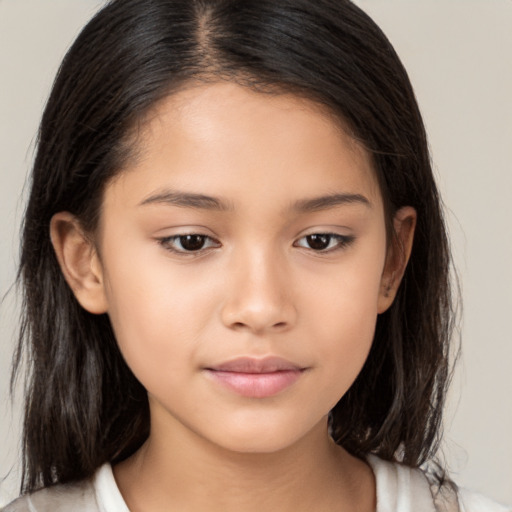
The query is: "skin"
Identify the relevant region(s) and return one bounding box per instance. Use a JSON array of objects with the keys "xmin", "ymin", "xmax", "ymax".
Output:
[{"xmin": 51, "ymin": 82, "xmax": 416, "ymax": 512}]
